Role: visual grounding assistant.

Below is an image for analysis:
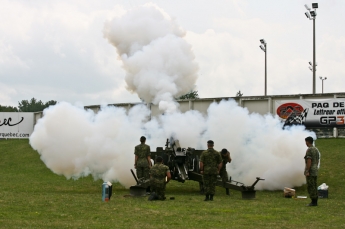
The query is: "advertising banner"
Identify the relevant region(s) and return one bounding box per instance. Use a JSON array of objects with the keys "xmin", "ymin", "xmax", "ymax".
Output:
[
  {"xmin": 275, "ymin": 99, "xmax": 345, "ymax": 128},
  {"xmin": 0, "ymin": 112, "xmax": 34, "ymax": 138}
]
